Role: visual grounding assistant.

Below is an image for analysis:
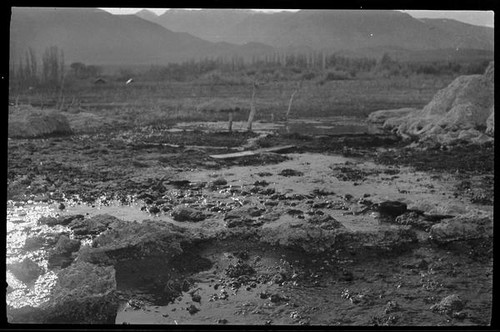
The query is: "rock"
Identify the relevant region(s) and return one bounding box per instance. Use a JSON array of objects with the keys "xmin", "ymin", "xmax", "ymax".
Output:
[
  {"xmin": 339, "ymin": 270, "xmax": 354, "ymax": 281},
  {"xmin": 384, "ymin": 300, "xmax": 400, "ymax": 314},
  {"xmin": 68, "ymin": 214, "xmax": 120, "ymax": 237},
  {"xmin": 225, "ymin": 262, "xmax": 255, "ymax": 278},
  {"xmin": 227, "ymin": 206, "xmax": 264, "ymax": 219},
  {"xmin": 261, "ymin": 219, "xmax": 416, "ymax": 253},
  {"xmin": 187, "ymin": 304, "xmax": 200, "ymax": 315},
  {"xmin": 54, "ymin": 235, "xmax": 81, "ymax": 254},
  {"xmin": 431, "ymin": 294, "xmax": 465, "ymax": 314},
  {"xmin": 485, "ymin": 106, "xmax": 494, "ymax": 136},
  {"xmin": 8, "ymin": 258, "xmax": 44, "ymax": 284},
  {"xmin": 260, "ymin": 187, "xmax": 276, "ymax": 195},
  {"xmin": 210, "ymin": 177, "xmax": 227, "ymax": 187},
  {"xmin": 312, "ymin": 201, "xmax": 329, "ymax": 208},
  {"xmin": 8, "ymin": 107, "xmax": 73, "ymax": 138},
  {"xmin": 257, "ymin": 172, "xmax": 273, "ymax": 177},
  {"xmin": 171, "ymin": 206, "xmax": 206, "ymax": 222},
  {"xmin": 226, "ymin": 218, "xmax": 264, "ymax": 228},
  {"xmin": 376, "ymin": 201, "xmax": 407, "ymax": 219},
  {"xmin": 270, "ymin": 293, "xmax": 289, "ymax": 303},
  {"xmin": 39, "ymin": 214, "xmax": 84, "ymax": 227},
  {"xmin": 312, "ymin": 188, "xmax": 335, "ymax": 196},
  {"xmin": 33, "ymin": 194, "xmax": 50, "ymax": 202},
  {"xmin": 80, "ymin": 219, "xmax": 187, "ymax": 265},
  {"xmin": 47, "ymin": 235, "xmax": 81, "ymax": 269},
  {"xmin": 23, "ymin": 236, "xmax": 47, "ymax": 251},
  {"xmin": 168, "ymin": 180, "xmax": 191, "ymax": 188},
  {"xmin": 395, "ymin": 211, "xmax": 429, "ymax": 229},
  {"xmin": 308, "ymin": 214, "xmax": 345, "ymax": 230},
  {"xmin": 430, "ymin": 216, "xmax": 493, "ymax": 243},
  {"xmin": 58, "ymin": 203, "xmax": 66, "ymax": 210},
  {"xmin": 367, "ymin": 107, "xmax": 417, "ymax": 124},
  {"xmin": 57, "ymin": 215, "xmax": 85, "ymax": 226},
  {"xmin": 23, "ymin": 232, "xmax": 65, "ymax": 251},
  {"xmin": 402, "ymin": 258, "xmax": 428, "ymax": 270},
  {"xmin": 376, "ymin": 62, "xmax": 494, "ymax": 145},
  {"xmin": 287, "ymin": 209, "xmax": 304, "ymax": 216},
  {"xmin": 224, "ymin": 206, "xmax": 265, "ymax": 228},
  {"xmin": 279, "ymin": 169, "xmax": 304, "ymax": 177},
  {"xmin": 148, "ymin": 206, "xmax": 161, "ymax": 214},
  {"xmin": 254, "ymin": 180, "xmax": 269, "ymax": 187},
  {"xmin": 38, "ymin": 216, "xmax": 58, "ymax": 226},
  {"xmin": 8, "ymin": 262, "xmax": 118, "ymax": 324}
]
